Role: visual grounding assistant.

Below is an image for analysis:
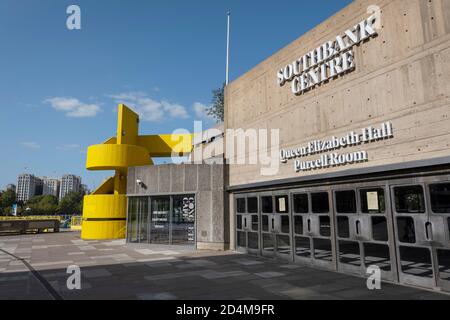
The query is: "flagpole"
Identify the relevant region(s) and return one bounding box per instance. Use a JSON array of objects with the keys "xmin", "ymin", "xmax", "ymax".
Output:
[{"xmin": 226, "ymin": 10, "xmax": 231, "ymax": 85}]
